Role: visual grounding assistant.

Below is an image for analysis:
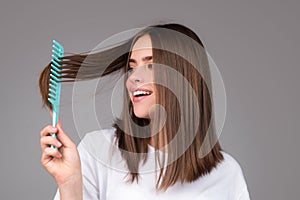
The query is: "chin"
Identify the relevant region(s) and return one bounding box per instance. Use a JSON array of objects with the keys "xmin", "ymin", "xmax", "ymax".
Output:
[{"xmin": 133, "ymin": 109, "xmax": 149, "ymax": 119}]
